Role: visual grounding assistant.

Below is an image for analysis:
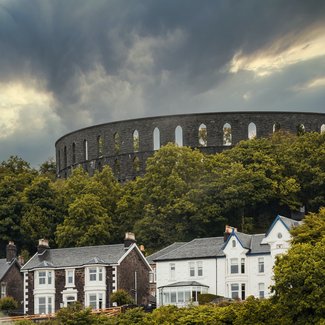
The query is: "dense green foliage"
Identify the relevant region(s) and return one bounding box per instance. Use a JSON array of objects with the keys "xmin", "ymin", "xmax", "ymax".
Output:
[
  {"xmin": 0, "ymin": 296, "xmax": 18, "ymax": 311},
  {"xmin": 0, "ymin": 131, "xmax": 324, "ymax": 255},
  {"xmin": 110, "ymin": 290, "xmax": 134, "ymax": 306}
]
